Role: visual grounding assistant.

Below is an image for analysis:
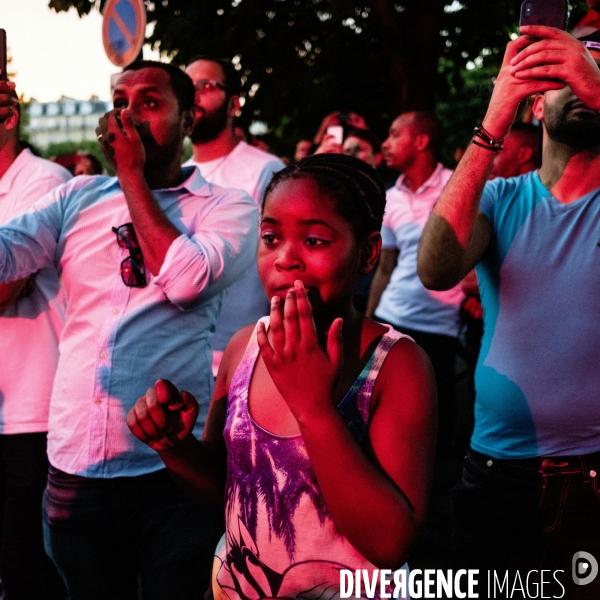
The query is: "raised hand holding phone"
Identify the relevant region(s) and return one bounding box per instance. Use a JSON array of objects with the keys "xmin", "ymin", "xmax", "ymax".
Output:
[
  {"xmin": 510, "ymin": 26, "xmax": 600, "ymax": 112},
  {"xmin": 0, "ymin": 29, "xmax": 7, "ymax": 81},
  {"xmin": 0, "ymin": 29, "xmax": 18, "ymax": 124}
]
